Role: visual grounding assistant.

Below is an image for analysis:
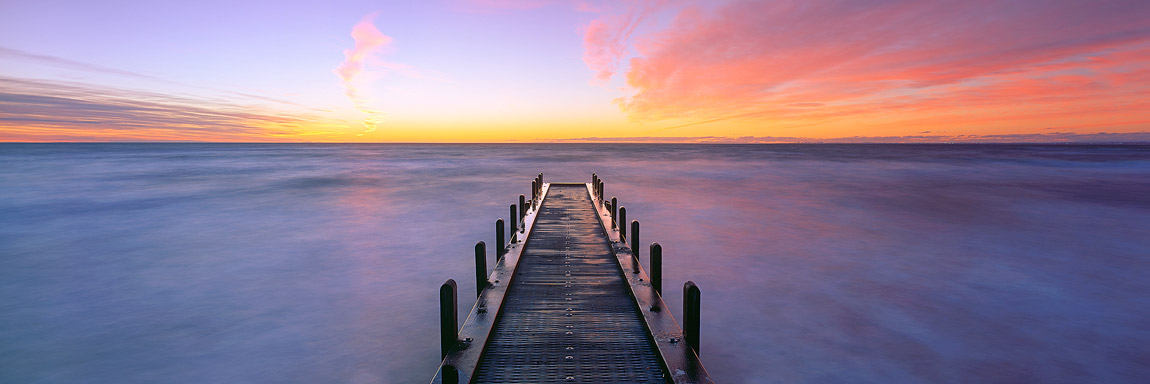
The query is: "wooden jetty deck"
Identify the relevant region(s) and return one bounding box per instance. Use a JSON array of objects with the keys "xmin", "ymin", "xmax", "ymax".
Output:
[{"xmin": 432, "ymin": 174, "xmax": 712, "ymax": 383}]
